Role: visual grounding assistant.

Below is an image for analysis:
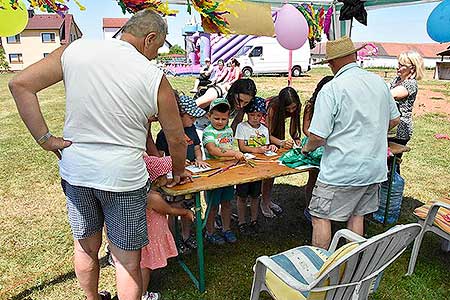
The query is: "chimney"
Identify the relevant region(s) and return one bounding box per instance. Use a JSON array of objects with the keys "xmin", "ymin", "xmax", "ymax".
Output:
[{"xmin": 28, "ymin": 9, "xmax": 35, "ymax": 19}]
